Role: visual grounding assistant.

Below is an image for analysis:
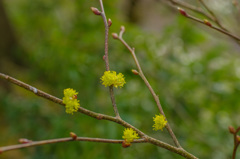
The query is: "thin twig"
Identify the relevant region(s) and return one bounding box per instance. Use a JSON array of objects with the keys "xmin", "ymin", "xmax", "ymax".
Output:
[
  {"xmin": 163, "ymin": 0, "xmax": 213, "ymax": 20},
  {"xmin": 178, "ymin": 8, "xmax": 240, "ymax": 41},
  {"xmin": 116, "ymin": 29, "xmax": 181, "ymax": 148},
  {"xmin": 0, "ymin": 137, "xmax": 146, "ymax": 153},
  {"xmin": 0, "ymin": 72, "xmax": 197, "ymax": 158},
  {"xmin": 232, "ymin": 127, "xmax": 240, "ymax": 159},
  {"xmin": 198, "ymin": 0, "xmax": 227, "ymax": 31},
  {"xmin": 98, "ymin": 0, "xmax": 121, "ymax": 119}
]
